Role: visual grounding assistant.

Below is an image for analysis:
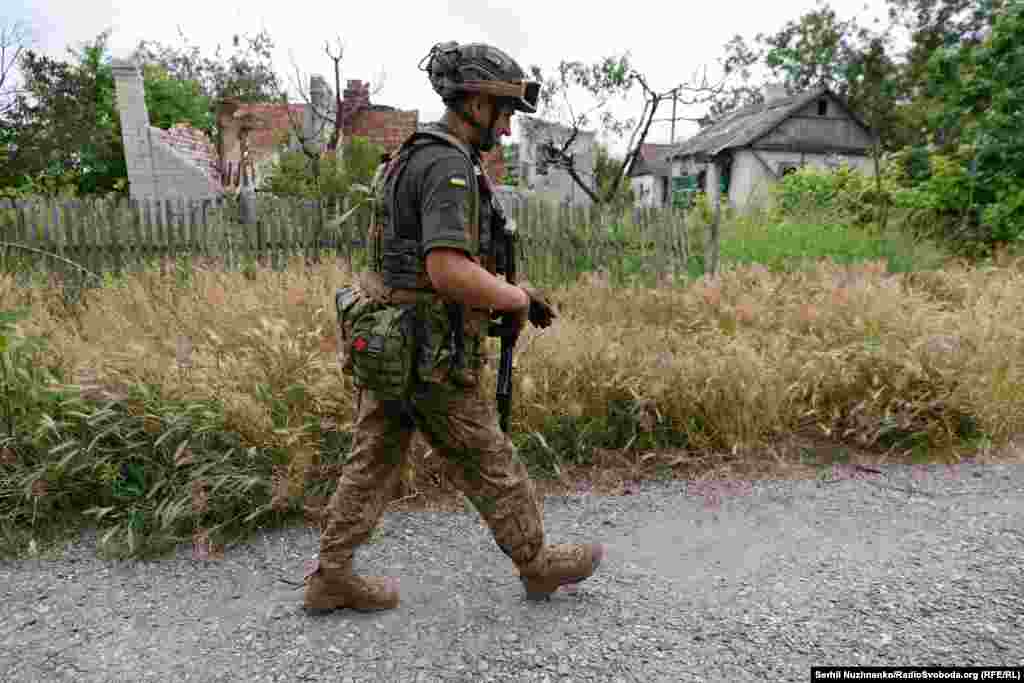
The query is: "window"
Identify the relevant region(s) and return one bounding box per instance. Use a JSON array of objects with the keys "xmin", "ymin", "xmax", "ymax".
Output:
[{"xmin": 817, "ymin": 99, "xmax": 828, "ymax": 117}]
